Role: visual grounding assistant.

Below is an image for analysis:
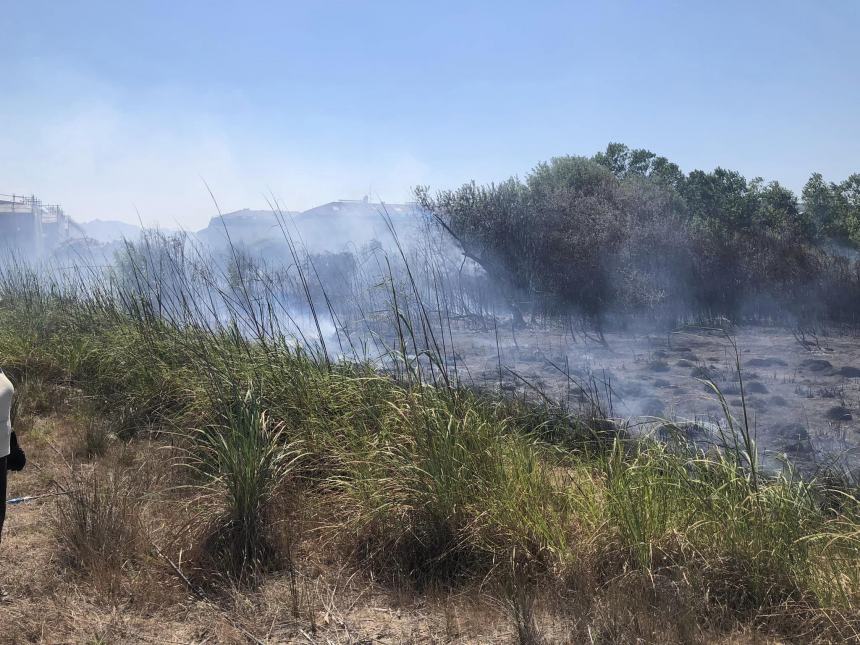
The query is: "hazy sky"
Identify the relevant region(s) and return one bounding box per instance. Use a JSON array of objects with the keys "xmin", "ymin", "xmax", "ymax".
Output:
[{"xmin": 1, "ymin": 1, "xmax": 858, "ymax": 230}]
